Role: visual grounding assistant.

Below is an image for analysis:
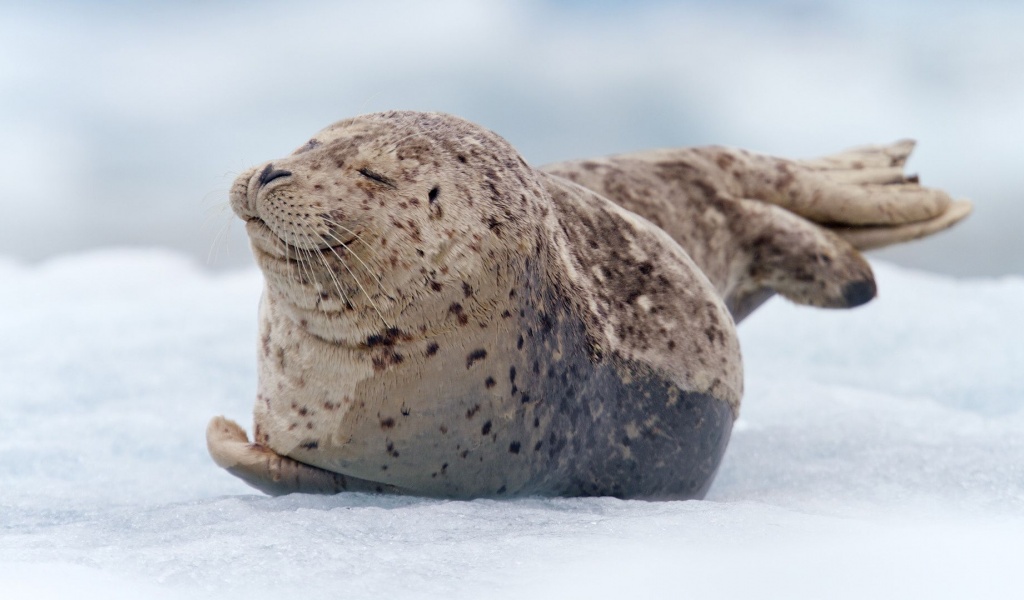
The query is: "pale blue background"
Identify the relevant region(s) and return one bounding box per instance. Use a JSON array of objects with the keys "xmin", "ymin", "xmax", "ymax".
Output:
[{"xmin": 2, "ymin": 0, "xmax": 1021, "ymax": 275}]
